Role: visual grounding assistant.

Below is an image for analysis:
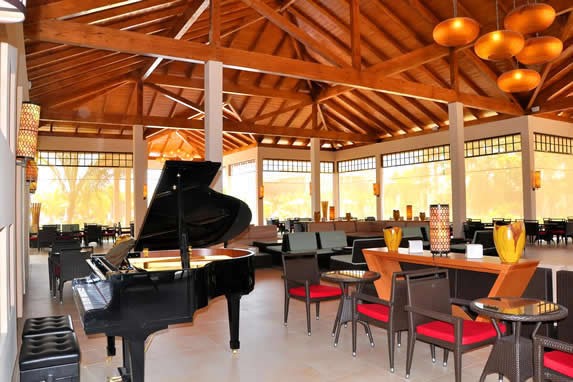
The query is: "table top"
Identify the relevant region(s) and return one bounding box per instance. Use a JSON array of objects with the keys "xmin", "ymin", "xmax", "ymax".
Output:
[
  {"xmin": 321, "ymin": 270, "xmax": 380, "ymax": 284},
  {"xmin": 471, "ymin": 297, "xmax": 568, "ymax": 323}
]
